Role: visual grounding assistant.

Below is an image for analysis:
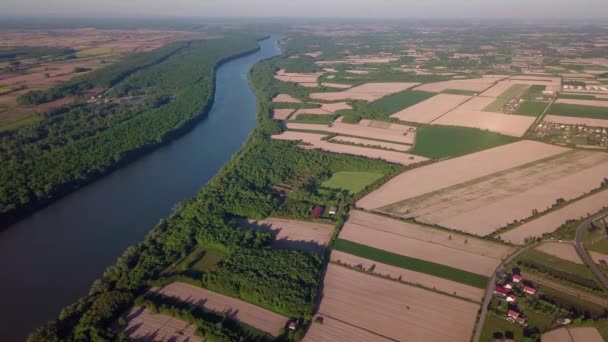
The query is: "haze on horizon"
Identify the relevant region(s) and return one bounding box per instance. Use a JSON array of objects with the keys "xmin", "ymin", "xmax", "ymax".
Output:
[{"xmin": 3, "ymin": 0, "xmax": 608, "ymax": 20}]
